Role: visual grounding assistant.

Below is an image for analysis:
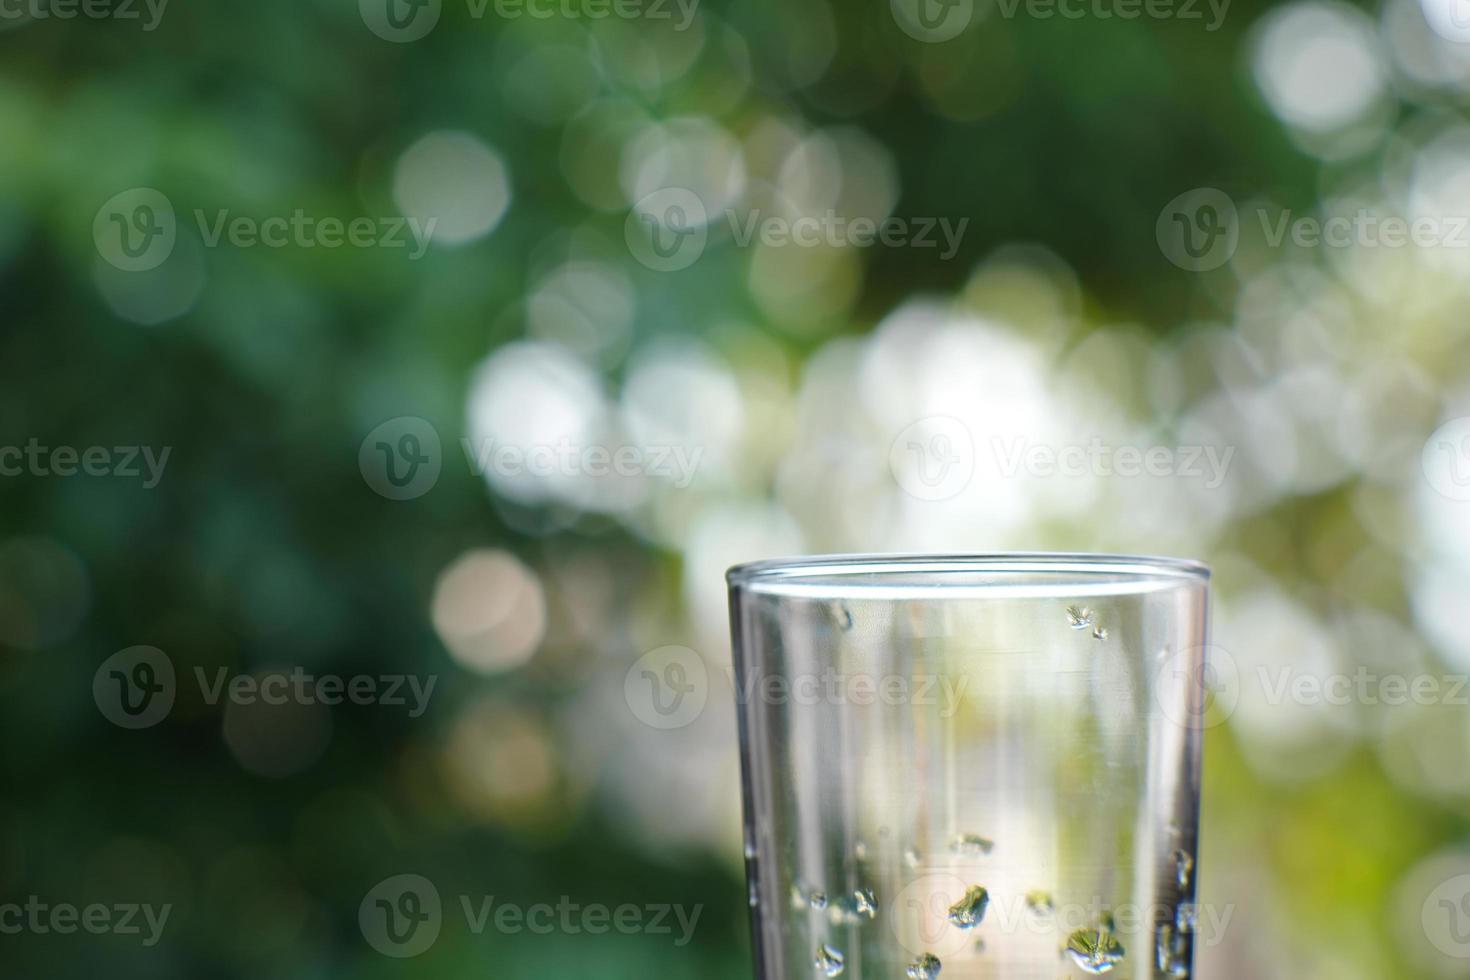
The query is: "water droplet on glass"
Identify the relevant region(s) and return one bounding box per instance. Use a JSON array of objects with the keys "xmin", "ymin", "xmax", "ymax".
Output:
[
  {"xmin": 1157, "ymin": 923, "xmax": 1190, "ymax": 977},
  {"xmin": 903, "ymin": 846, "xmax": 922, "ymax": 869},
  {"xmin": 905, "ymin": 952, "xmax": 942, "ymax": 979},
  {"xmin": 1064, "ymin": 924, "xmax": 1126, "ymax": 974},
  {"xmin": 1025, "ymin": 890, "xmax": 1054, "ymax": 915},
  {"xmin": 808, "ymin": 889, "xmax": 829, "ymax": 911},
  {"xmin": 1066, "ymin": 605, "xmax": 1095, "ymax": 630},
  {"xmin": 830, "ymin": 602, "xmax": 854, "ymax": 631},
  {"xmin": 947, "ymin": 885, "xmax": 990, "ymax": 929},
  {"xmin": 815, "ymin": 943, "xmax": 845, "ymax": 977},
  {"xmin": 1176, "ymin": 902, "xmax": 1198, "ymax": 933},
  {"xmin": 949, "ymin": 833, "xmax": 994, "ymax": 856},
  {"xmin": 1174, "ymin": 849, "xmax": 1194, "ymax": 889},
  {"xmin": 1092, "ymin": 625, "xmax": 1109, "ymax": 640},
  {"xmin": 853, "ymin": 887, "xmax": 878, "ymax": 919}
]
